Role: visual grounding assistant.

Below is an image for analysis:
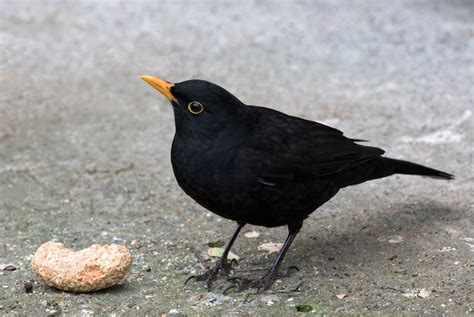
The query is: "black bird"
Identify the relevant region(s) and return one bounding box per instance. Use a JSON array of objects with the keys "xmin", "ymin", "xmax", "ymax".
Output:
[{"xmin": 141, "ymin": 75, "xmax": 453, "ymax": 293}]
